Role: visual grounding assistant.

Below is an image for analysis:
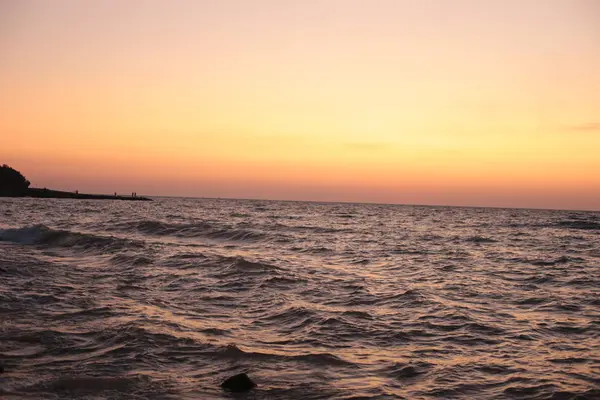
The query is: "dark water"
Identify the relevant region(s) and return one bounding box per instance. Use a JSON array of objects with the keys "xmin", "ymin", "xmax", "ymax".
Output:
[{"xmin": 1, "ymin": 197, "xmax": 599, "ymax": 399}]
